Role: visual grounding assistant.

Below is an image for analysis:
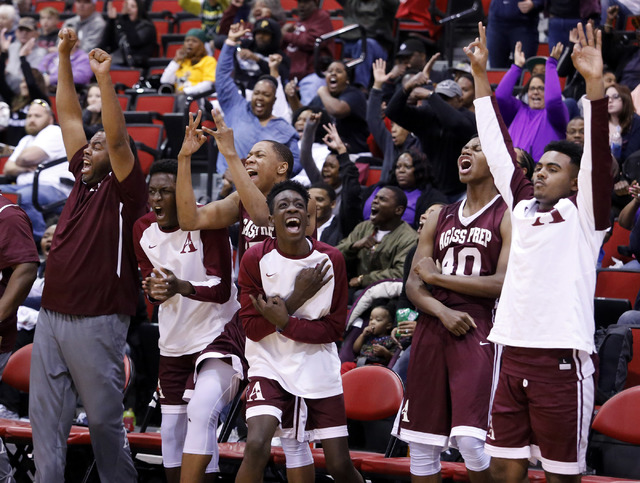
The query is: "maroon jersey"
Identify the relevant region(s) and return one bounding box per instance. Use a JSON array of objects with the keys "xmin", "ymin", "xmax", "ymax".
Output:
[
  {"xmin": 42, "ymin": 146, "xmax": 147, "ymax": 316},
  {"xmin": 238, "ymin": 201, "xmax": 274, "ymax": 262},
  {"xmin": 0, "ymin": 196, "xmax": 39, "ymax": 352},
  {"xmin": 430, "ymin": 195, "xmax": 507, "ymax": 316}
]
